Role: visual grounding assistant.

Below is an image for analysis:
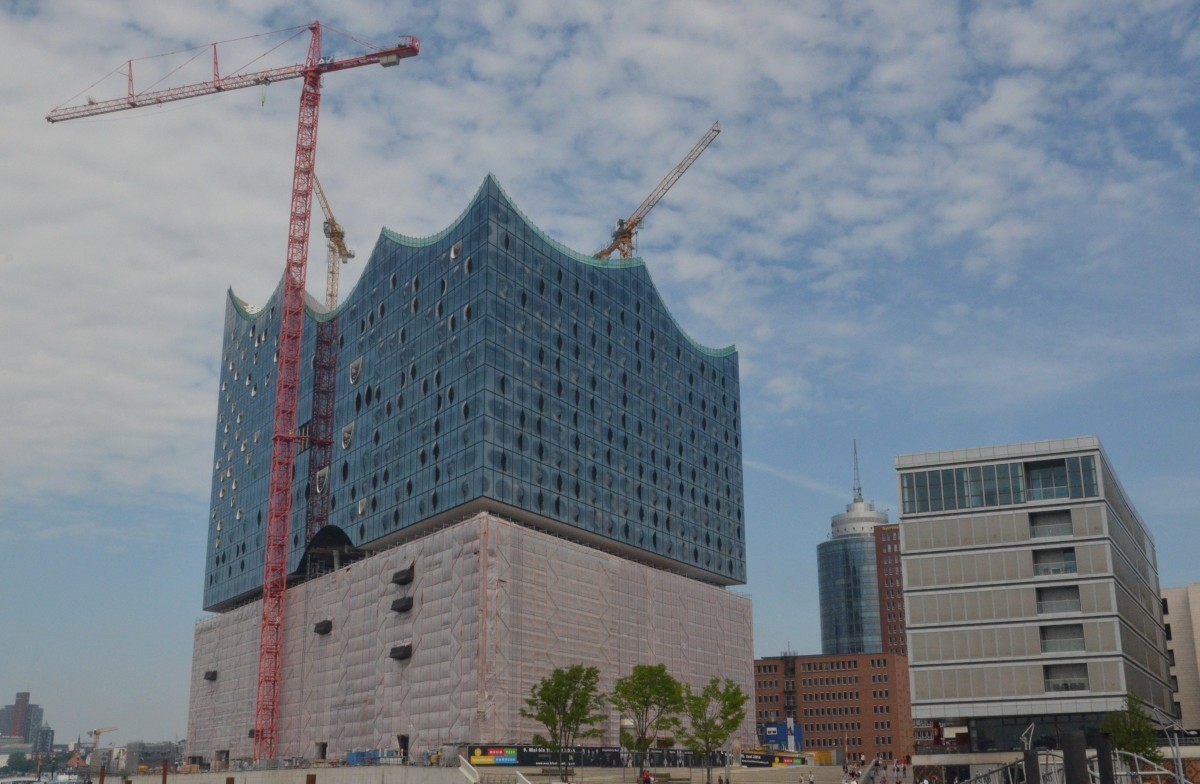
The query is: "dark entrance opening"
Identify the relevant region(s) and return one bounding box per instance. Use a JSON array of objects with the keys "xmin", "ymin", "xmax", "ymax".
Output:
[{"xmin": 397, "ymin": 735, "xmax": 410, "ymax": 763}]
